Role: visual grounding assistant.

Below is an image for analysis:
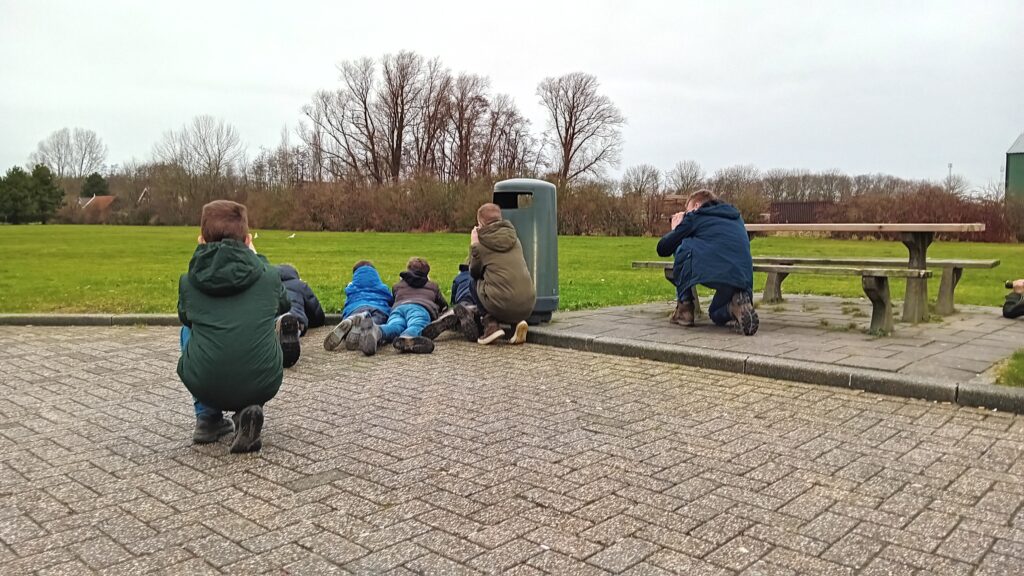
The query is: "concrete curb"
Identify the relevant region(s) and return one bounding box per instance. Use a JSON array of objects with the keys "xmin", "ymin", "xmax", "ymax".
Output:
[
  {"xmin": 0, "ymin": 314, "xmax": 345, "ymax": 326},
  {"xmin": 529, "ymin": 326, "xmax": 1021, "ymax": 414},
  {"xmin": 2, "ymin": 313, "xmax": 1021, "ymax": 413}
]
